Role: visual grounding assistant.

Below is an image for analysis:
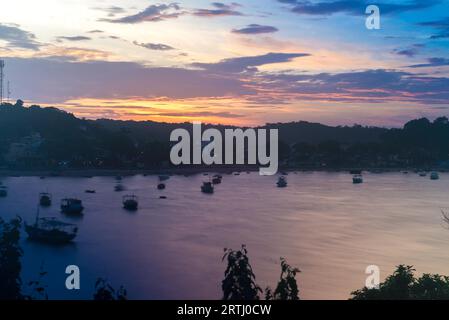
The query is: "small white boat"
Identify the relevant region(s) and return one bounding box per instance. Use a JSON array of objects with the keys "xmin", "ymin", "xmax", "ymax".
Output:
[
  {"xmin": 430, "ymin": 172, "xmax": 439, "ymax": 180},
  {"xmin": 277, "ymin": 176, "xmax": 287, "ymax": 188},
  {"xmin": 352, "ymin": 175, "xmax": 363, "ymax": 184}
]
